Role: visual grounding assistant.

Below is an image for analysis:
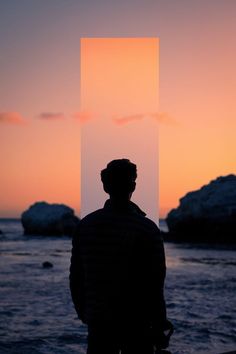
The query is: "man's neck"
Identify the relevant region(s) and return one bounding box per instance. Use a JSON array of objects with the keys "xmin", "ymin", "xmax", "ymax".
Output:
[{"xmin": 109, "ymin": 197, "xmax": 130, "ymax": 207}]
